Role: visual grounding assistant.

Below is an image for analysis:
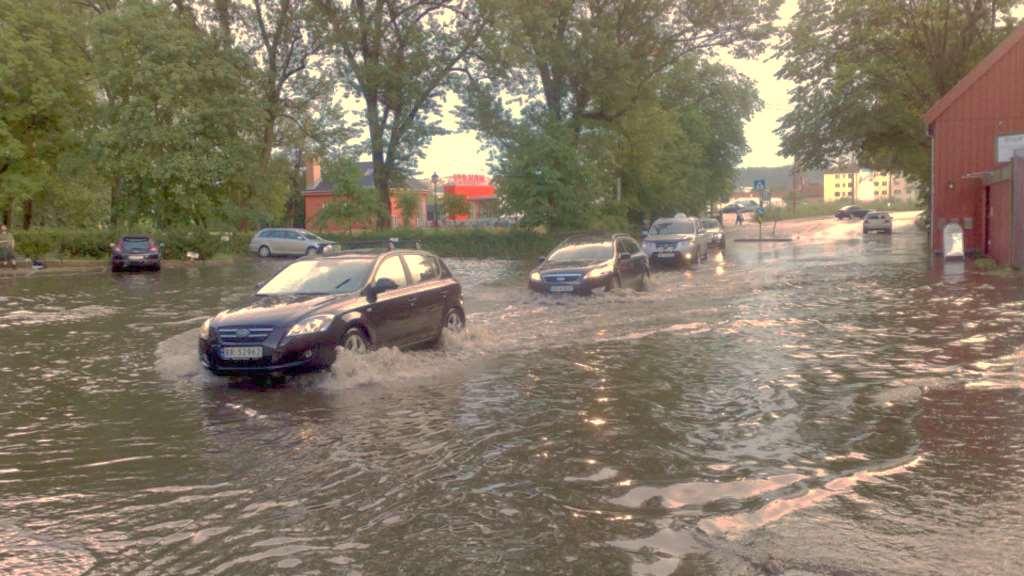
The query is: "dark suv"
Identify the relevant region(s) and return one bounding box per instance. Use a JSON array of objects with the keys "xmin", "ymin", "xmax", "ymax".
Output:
[
  {"xmin": 199, "ymin": 249, "xmax": 464, "ymax": 376},
  {"xmin": 111, "ymin": 235, "xmax": 161, "ymax": 272},
  {"xmin": 835, "ymin": 205, "xmax": 870, "ymax": 220},
  {"xmin": 529, "ymin": 233, "xmax": 650, "ymax": 295}
]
